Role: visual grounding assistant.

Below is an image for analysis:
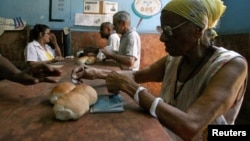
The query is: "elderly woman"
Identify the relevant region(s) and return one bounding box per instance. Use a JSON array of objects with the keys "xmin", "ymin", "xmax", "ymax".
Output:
[
  {"xmin": 25, "ymin": 24, "xmax": 64, "ymax": 67},
  {"xmin": 71, "ymin": 0, "xmax": 248, "ymax": 140}
]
